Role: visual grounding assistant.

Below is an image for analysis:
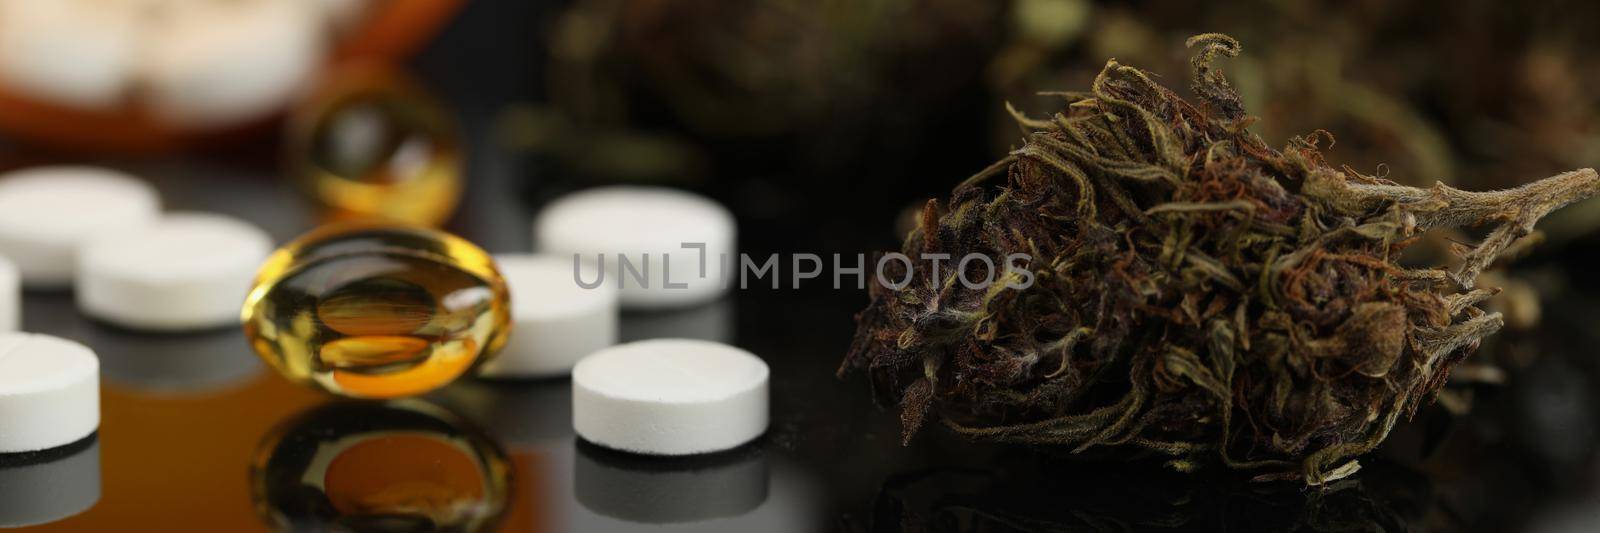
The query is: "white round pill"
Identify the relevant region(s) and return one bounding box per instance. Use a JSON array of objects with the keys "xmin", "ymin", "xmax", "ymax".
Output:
[
  {"xmin": 535, "ymin": 186, "xmax": 735, "ymax": 310},
  {"xmin": 77, "ymin": 212, "xmax": 272, "ymax": 331},
  {"xmin": 573, "ymin": 339, "xmax": 768, "ymax": 455},
  {"xmin": 0, "ymin": 333, "xmax": 99, "ymax": 453},
  {"xmin": 0, "ymin": 166, "xmax": 161, "ymax": 288},
  {"xmin": 480, "ymin": 254, "xmax": 618, "ymax": 379},
  {"xmin": 0, "ymin": 255, "xmax": 16, "ymax": 332}
]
